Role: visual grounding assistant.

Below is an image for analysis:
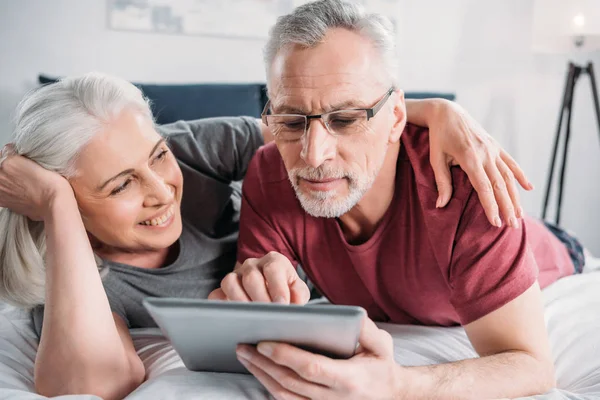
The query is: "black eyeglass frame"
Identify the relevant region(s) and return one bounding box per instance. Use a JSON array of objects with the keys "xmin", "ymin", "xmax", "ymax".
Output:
[{"xmin": 260, "ymin": 87, "xmax": 396, "ymax": 131}]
